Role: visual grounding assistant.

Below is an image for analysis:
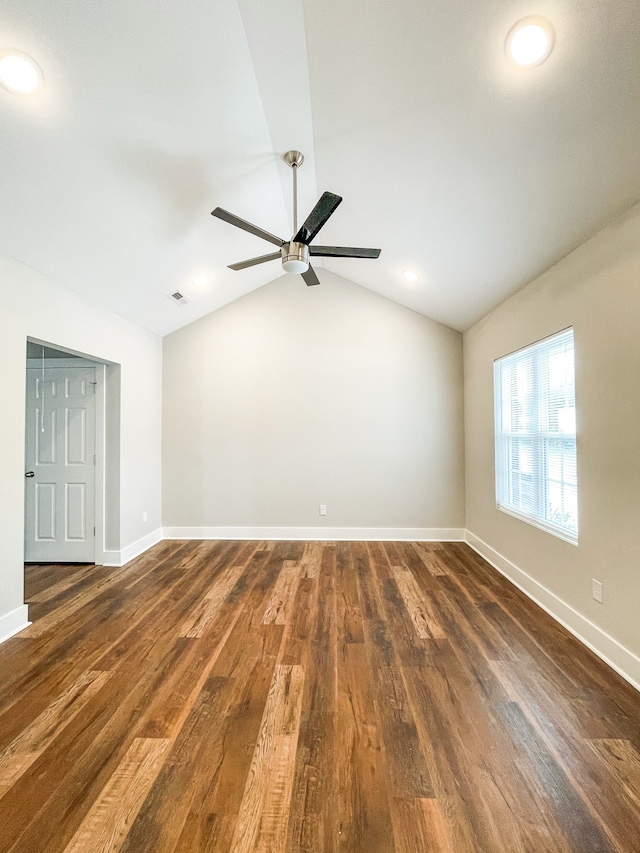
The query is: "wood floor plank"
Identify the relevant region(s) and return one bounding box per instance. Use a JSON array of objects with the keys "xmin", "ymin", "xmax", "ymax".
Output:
[
  {"xmin": 360, "ymin": 548, "xmax": 434, "ymax": 800},
  {"xmin": 23, "ymin": 544, "xmax": 190, "ymax": 638},
  {"xmin": 335, "ymin": 641, "xmax": 396, "ymax": 851},
  {"xmin": 0, "ymin": 670, "xmax": 109, "ymax": 798},
  {"xmin": 121, "ymin": 576, "xmax": 285, "ymax": 852},
  {"xmin": 135, "ymin": 606, "xmax": 242, "ymax": 740},
  {"xmin": 299, "ymin": 542, "xmax": 321, "ymax": 578},
  {"xmin": 118, "ymin": 673, "xmax": 235, "ymax": 853},
  {"xmin": 2, "ymin": 540, "xmax": 639, "ymax": 852},
  {"xmin": 114, "ymin": 632, "xmax": 276, "ymax": 844},
  {"xmin": 377, "ymin": 575, "xmax": 431, "ymax": 669},
  {"xmin": 0, "ymin": 555, "xmax": 256, "ymax": 852},
  {"xmin": 23, "ymin": 562, "xmax": 92, "ymax": 599},
  {"xmin": 391, "ymin": 564, "xmax": 446, "ymax": 639},
  {"xmin": 299, "ymin": 541, "xmax": 338, "ymax": 717},
  {"xmin": 230, "ymin": 664, "xmax": 305, "ymax": 852},
  {"xmin": 411, "ymin": 542, "xmax": 449, "ymax": 576},
  {"xmin": 62, "ymin": 737, "xmax": 171, "ymax": 853},
  {"xmin": 488, "ymin": 658, "xmax": 640, "ymax": 852},
  {"xmin": 262, "ymin": 560, "xmax": 301, "ymax": 625},
  {"xmin": 492, "ymin": 700, "xmax": 616, "ymax": 852},
  {"xmin": 193, "ymin": 629, "xmax": 284, "ymax": 817},
  {"xmin": 335, "ymin": 542, "xmax": 364, "ymax": 644},
  {"xmin": 434, "ymin": 573, "xmax": 518, "ymax": 665},
  {"xmin": 401, "ymin": 647, "xmax": 533, "ymax": 852},
  {"xmin": 587, "ymin": 739, "xmax": 640, "ymax": 806},
  {"xmin": 21, "ymin": 562, "xmax": 174, "ymax": 638},
  {"xmin": 0, "ymin": 657, "xmax": 102, "ymax": 748},
  {"xmin": 285, "ymin": 543, "xmax": 339, "ymax": 852},
  {"xmin": 26, "ymin": 563, "xmax": 101, "ymax": 604},
  {"xmin": 390, "ymin": 797, "xmax": 454, "ymax": 853},
  {"xmin": 16, "ymin": 542, "xmax": 200, "ymax": 645},
  {"xmin": 179, "ymin": 562, "xmax": 246, "ymax": 637},
  {"xmin": 276, "ymin": 577, "xmax": 316, "ymax": 668}
]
